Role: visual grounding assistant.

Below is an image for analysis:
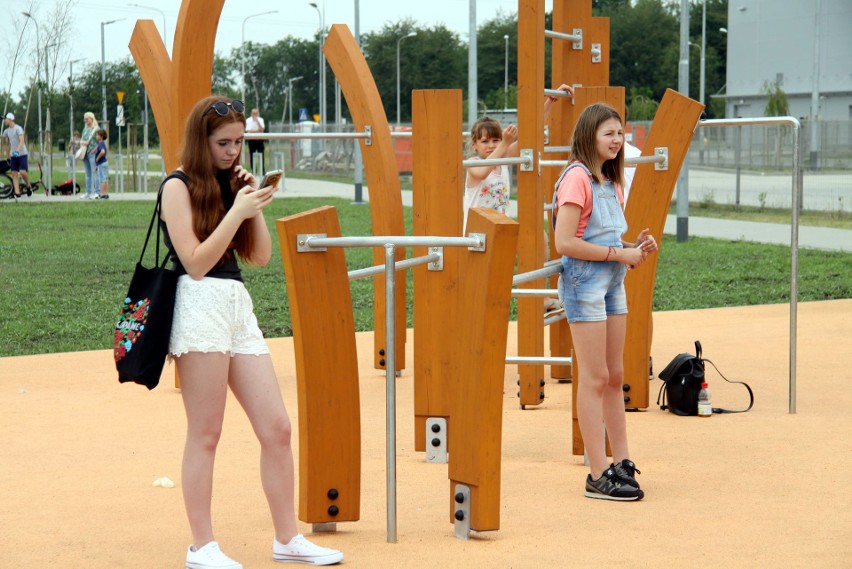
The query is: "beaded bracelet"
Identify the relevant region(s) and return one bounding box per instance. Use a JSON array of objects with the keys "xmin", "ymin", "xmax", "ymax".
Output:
[{"xmin": 604, "ymin": 246, "xmax": 615, "ymax": 262}]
